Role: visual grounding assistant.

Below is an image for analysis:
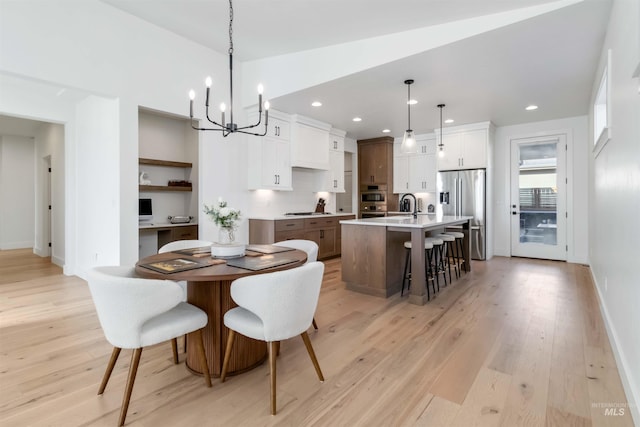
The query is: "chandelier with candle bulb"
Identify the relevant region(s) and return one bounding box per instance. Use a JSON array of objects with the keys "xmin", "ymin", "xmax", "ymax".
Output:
[{"xmin": 188, "ymin": 0, "xmax": 268, "ymax": 136}]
